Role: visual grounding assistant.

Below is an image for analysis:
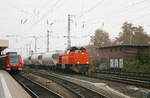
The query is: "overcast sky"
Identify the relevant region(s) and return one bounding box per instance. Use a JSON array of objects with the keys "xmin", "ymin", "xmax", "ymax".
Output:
[{"xmin": 0, "ymin": 0, "xmax": 150, "ymax": 56}]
